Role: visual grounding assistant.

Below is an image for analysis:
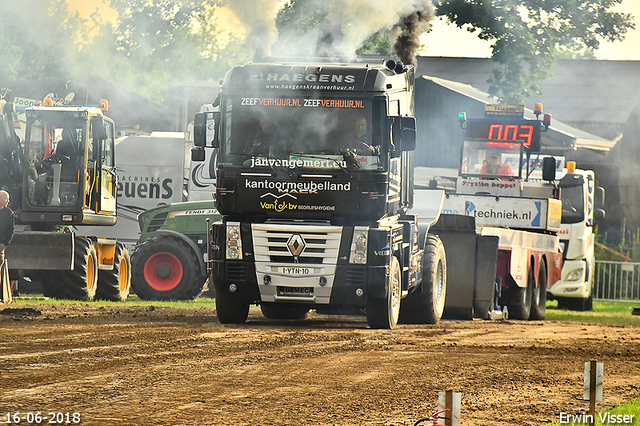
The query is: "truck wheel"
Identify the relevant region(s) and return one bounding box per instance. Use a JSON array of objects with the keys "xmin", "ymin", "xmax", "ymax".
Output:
[
  {"xmin": 96, "ymin": 243, "xmax": 131, "ymax": 302},
  {"xmin": 529, "ymin": 261, "xmax": 547, "ymax": 320},
  {"xmin": 557, "ymin": 293, "xmax": 593, "ymax": 311},
  {"xmin": 215, "ymin": 286, "xmax": 250, "ymax": 324},
  {"xmin": 54, "ymin": 238, "xmax": 99, "ymax": 301},
  {"xmin": 260, "ymin": 303, "xmax": 310, "ymax": 320},
  {"xmin": 131, "ymin": 236, "xmax": 205, "ymax": 300},
  {"xmin": 507, "ymin": 265, "xmax": 533, "ymax": 320},
  {"xmin": 366, "ymin": 256, "xmax": 401, "ymax": 329},
  {"xmin": 399, "ymin": 234, "xmax": 447, "ymax": 324}
]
